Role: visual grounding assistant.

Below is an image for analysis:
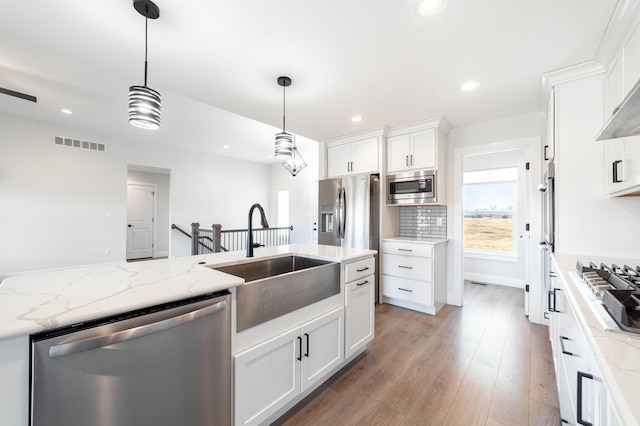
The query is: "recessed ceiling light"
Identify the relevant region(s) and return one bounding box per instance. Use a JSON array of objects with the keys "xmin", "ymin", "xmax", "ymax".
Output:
[
  {"xmin": 460, "ymin": 80, "xmax": 480, "ymax": 92},
  {"xmin": 417, "ymin": 0, "xmax": 448, "ymax": 16},
  {"xmin": 61, "ymin": 108, "xmax": 73, "ymax": 114},
  {"xmin": 351, "ymin": 116, "xmax": 362, "ymax": 122},
  {"xmin": 223, "ymin": 145, "xmax": 230, "ymax": 149}
]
